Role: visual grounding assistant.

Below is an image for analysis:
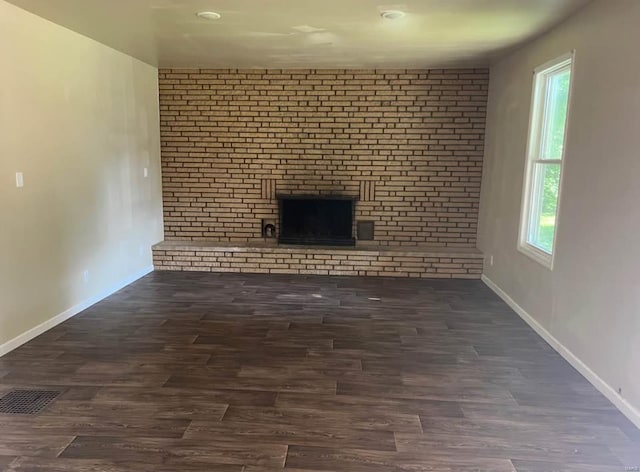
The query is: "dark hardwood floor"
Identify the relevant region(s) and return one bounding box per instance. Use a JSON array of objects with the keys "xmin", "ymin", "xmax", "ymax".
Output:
[{"xmin": 0, "ymin": 271, "xmax": 638, "ymax": 471}]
